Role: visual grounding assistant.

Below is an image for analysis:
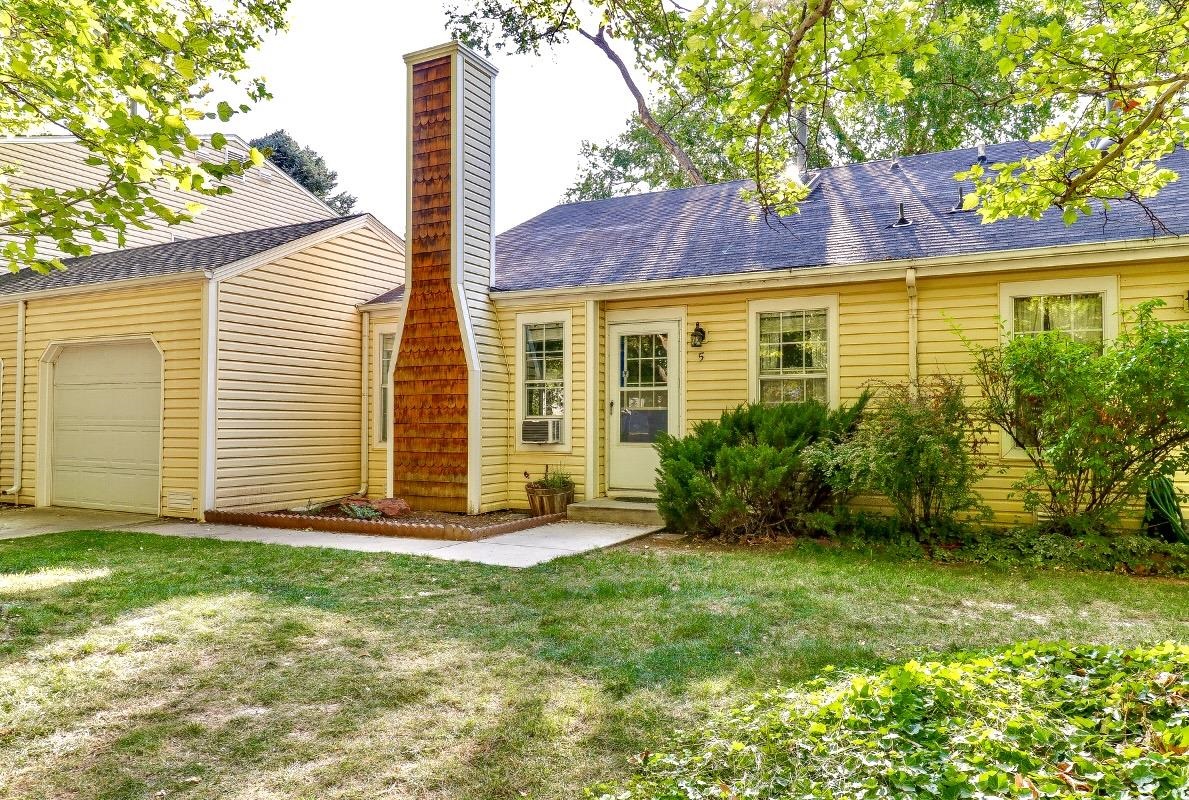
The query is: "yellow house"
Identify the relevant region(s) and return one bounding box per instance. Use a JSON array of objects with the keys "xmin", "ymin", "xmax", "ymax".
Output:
[
  {"xmin": 391, "ymin": 42, "xmax": 1189, "ymax": 525},
  {"xmin": 0, "ymin": 45, "xmax": 1184, "ymax": 527},
  {"xmin": 0, "ymin": 136, "xmax": 407, "ymax": 519}
]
